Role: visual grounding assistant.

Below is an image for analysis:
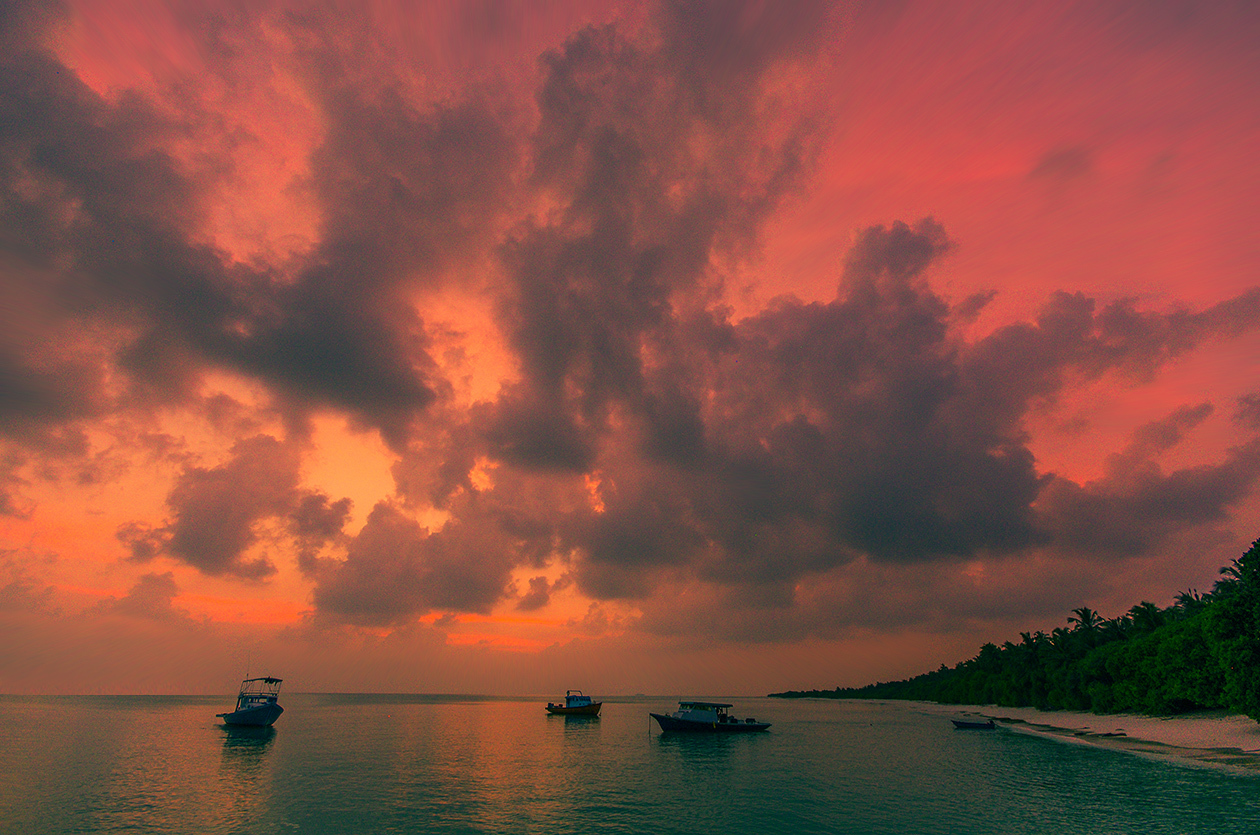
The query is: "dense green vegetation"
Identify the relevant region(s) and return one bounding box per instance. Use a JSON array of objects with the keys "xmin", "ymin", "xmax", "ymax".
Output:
[{"xmin": 771, "ymin": 538, "xmax": 1260, "ymax": 720}]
